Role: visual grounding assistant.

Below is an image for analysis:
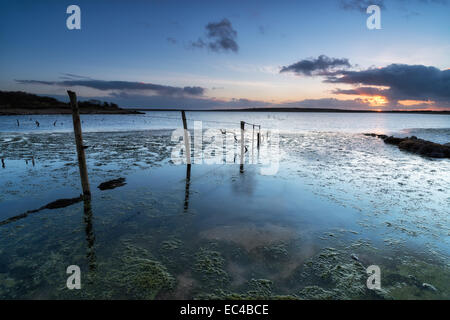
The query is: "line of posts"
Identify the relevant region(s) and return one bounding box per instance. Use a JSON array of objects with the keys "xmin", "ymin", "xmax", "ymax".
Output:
[{"xmin": 66, "ymin": 97, "xmax": 261, "ymax": 240}]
